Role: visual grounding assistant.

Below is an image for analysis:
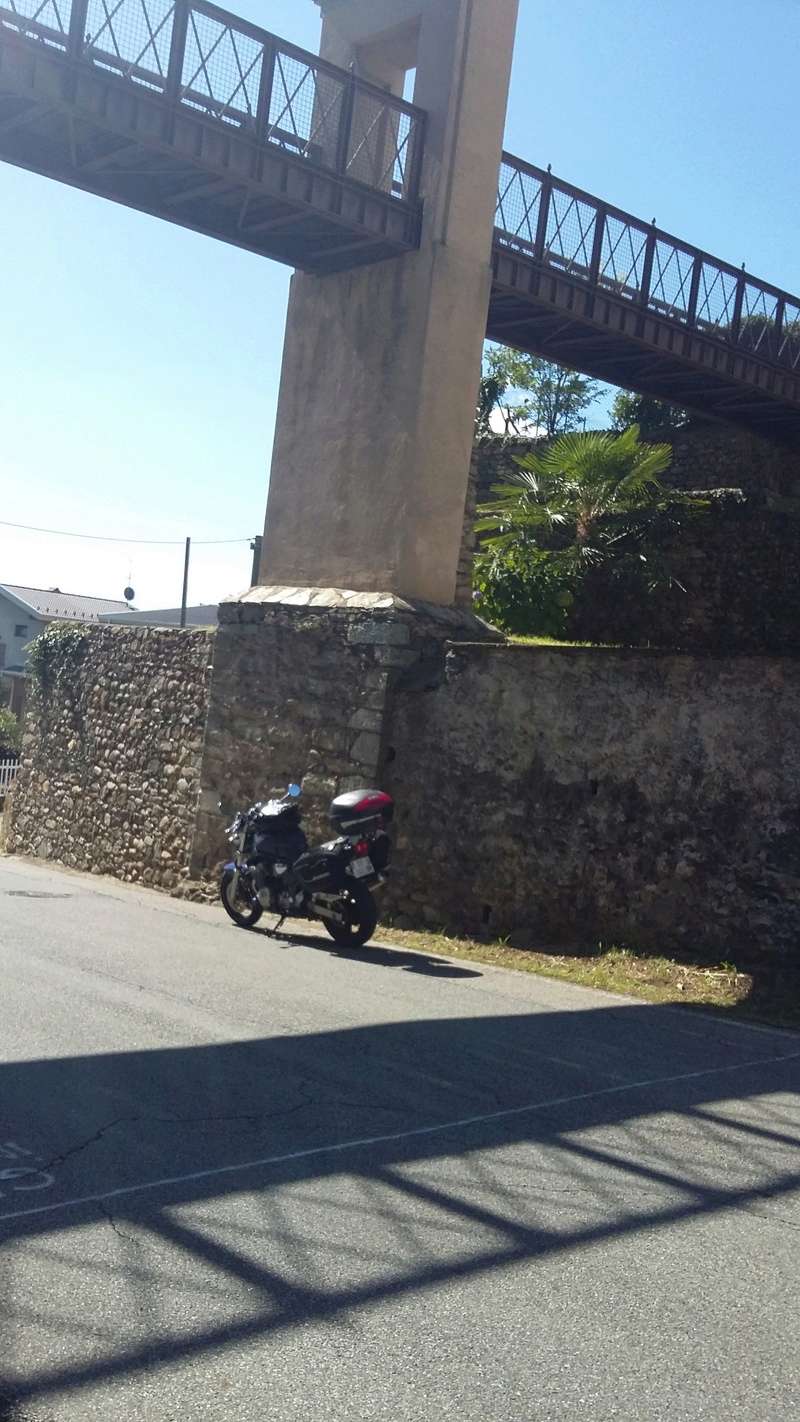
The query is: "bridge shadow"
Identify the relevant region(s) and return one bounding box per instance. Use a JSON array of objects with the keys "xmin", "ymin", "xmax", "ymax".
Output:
[{"xmin": 0, "ymin": 1003, "xmax": 798, "ymax": 1416}]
